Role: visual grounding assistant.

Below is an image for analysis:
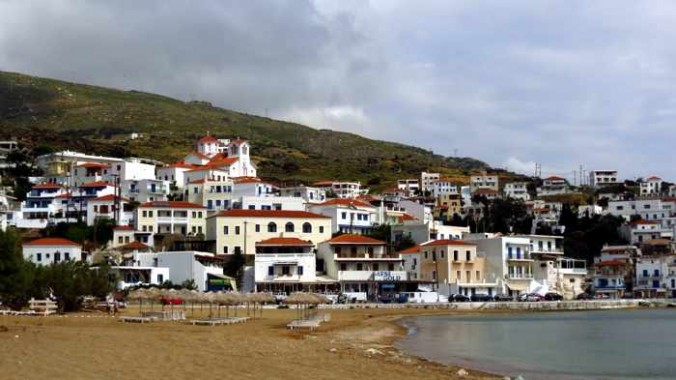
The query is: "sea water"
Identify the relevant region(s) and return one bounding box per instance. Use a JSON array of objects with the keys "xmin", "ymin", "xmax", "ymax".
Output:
[{"xmin": 397, "ymin": 309, "xmax": 676, "ymax": 380}]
